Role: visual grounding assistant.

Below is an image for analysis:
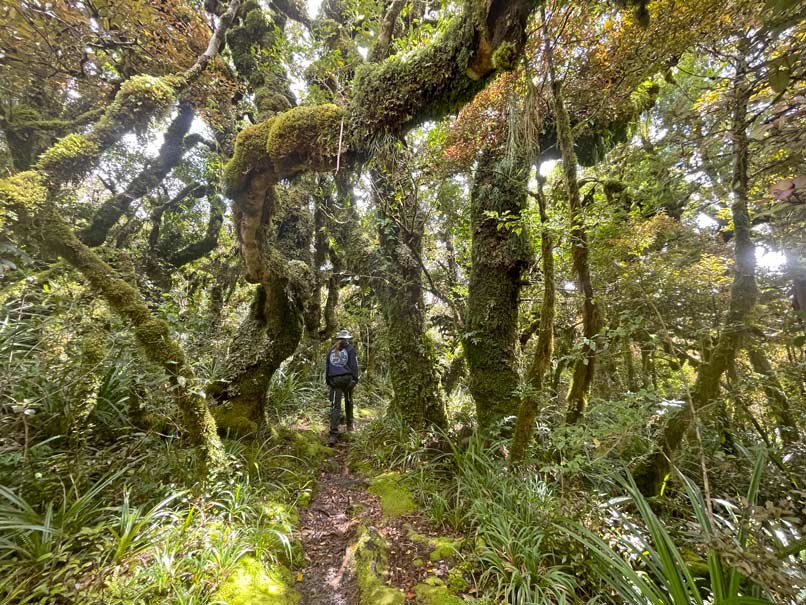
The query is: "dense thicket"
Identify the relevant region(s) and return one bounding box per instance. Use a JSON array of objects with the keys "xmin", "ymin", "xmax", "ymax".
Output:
[{"xmin": 1, "ymin": 0, "xmax": 804, "ymax": 603}]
